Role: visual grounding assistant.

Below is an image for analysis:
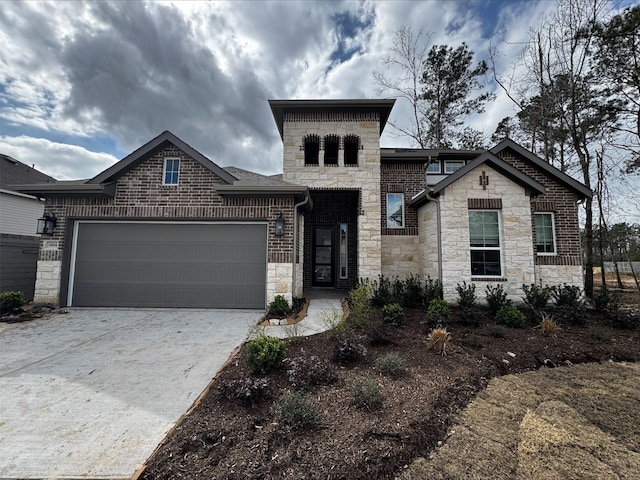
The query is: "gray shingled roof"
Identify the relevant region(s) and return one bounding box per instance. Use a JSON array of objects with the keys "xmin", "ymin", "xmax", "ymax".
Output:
[
  {"xmin": 223, "ymin": 166, "xmax": 293, "ymax": 186},
  {"xmin": 0, "ymin": 154, "xmax": 57, "ymax": 189}
]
